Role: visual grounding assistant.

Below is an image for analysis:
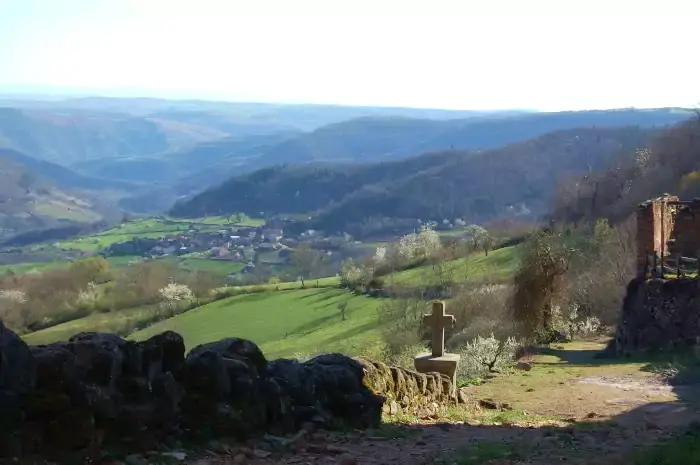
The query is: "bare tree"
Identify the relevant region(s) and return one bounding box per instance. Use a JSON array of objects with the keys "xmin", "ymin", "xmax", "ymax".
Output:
[
  {"xmin": 291, "ymin": 244, "xmax": 320, "ymax": 288},
  {"xmin": 338, "ymin": 301, "xmax": 348, "ymax": 321}
]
